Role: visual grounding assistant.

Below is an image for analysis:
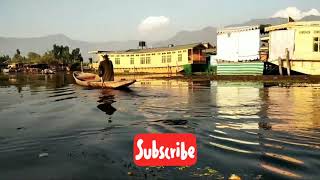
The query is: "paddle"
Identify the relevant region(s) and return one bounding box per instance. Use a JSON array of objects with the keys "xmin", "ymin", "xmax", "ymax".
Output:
[
  {"xmin": 99, "ymin": 60, "xmax": 105, "ymax": 89},
  {"xmin": 101, "ymin": 75, "xmax": 105, "ymax": 89}
]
